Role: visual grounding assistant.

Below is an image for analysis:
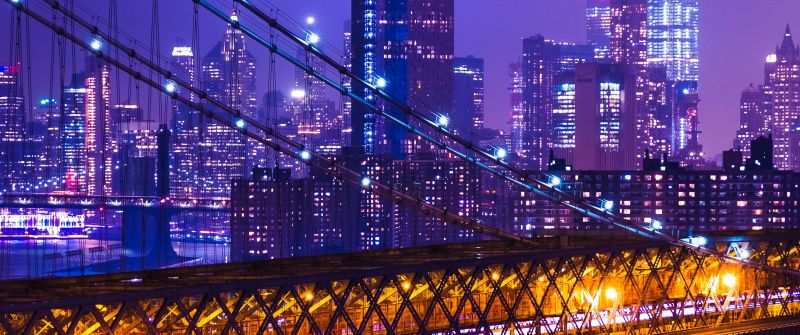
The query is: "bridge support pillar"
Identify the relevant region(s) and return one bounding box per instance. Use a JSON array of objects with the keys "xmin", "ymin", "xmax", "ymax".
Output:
[
  {"xmin": 120, "ymin": 124, "xmax": 177, "ymax": 266},
  {"xmin": 122, "ymin": 208, "xmax": 177, "ymax": 262}
]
